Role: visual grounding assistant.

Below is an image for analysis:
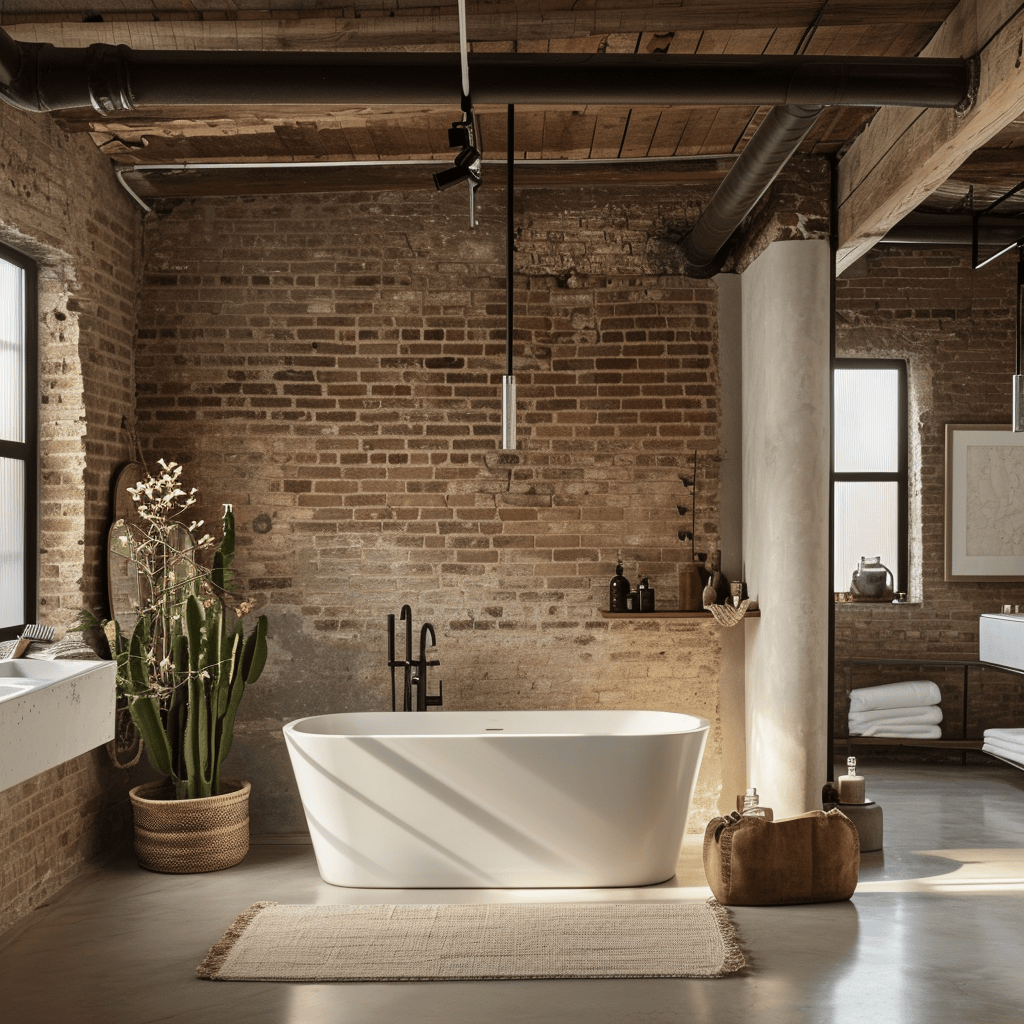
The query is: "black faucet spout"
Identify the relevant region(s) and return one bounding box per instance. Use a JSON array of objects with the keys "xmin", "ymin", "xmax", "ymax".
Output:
[{"xmin": 416, "ymin": 622, "xmax": 443, "ymax": 711}]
